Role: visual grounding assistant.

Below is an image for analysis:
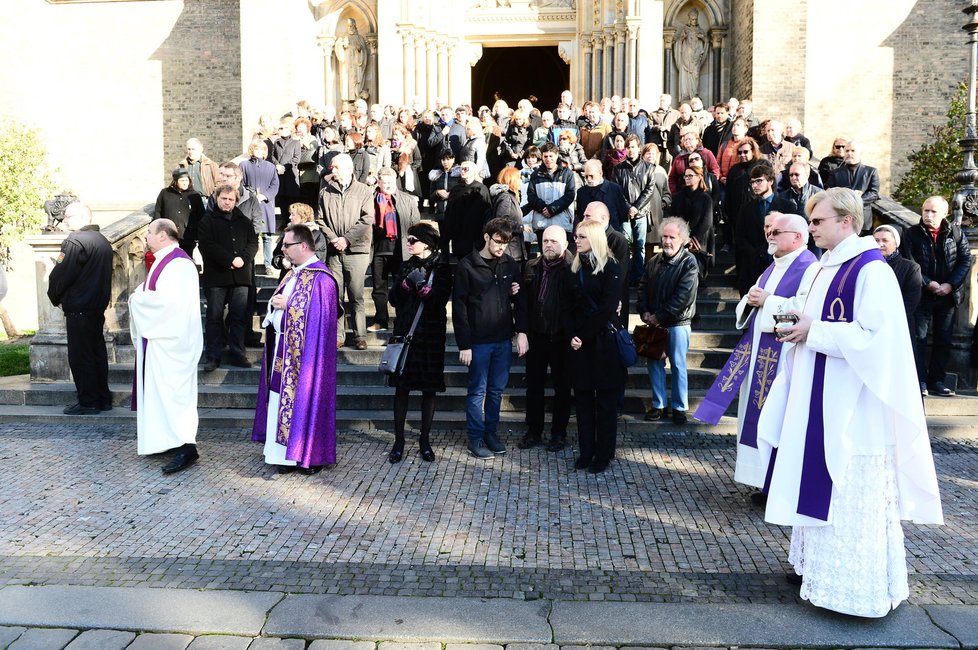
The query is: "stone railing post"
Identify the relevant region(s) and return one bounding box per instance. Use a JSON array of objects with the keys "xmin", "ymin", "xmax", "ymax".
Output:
[{"xmin": 26, "ymin": 211, "xmax": 151, "ymax": 382}]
